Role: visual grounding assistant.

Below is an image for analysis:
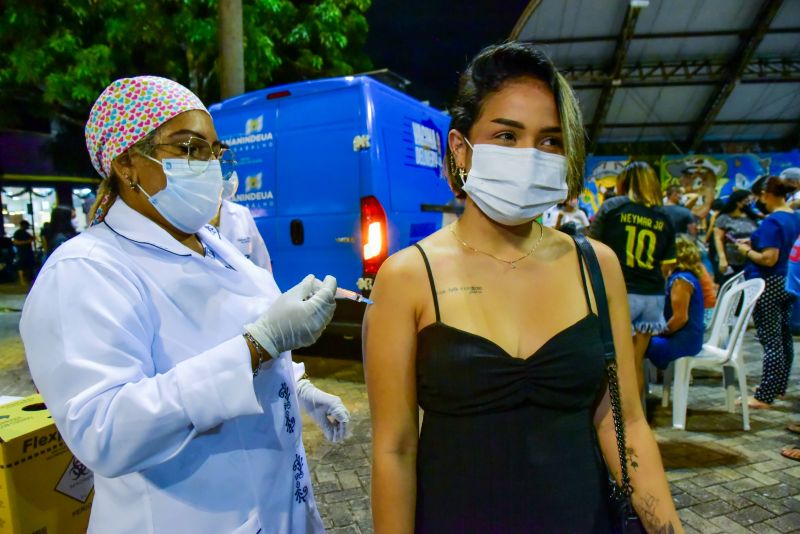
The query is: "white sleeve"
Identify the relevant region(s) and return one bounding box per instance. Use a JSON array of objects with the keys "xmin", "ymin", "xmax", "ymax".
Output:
[
  {"xmin": 246, "ymin": 211, "xmax": 272, "ymax": 271},
  {"xmin": 291, "ymin": 360, "xmax": 307, "ymax": 382},
  {"xmin": 20, "ymin": 258, "xmax": 264, "ymax": 478}
]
